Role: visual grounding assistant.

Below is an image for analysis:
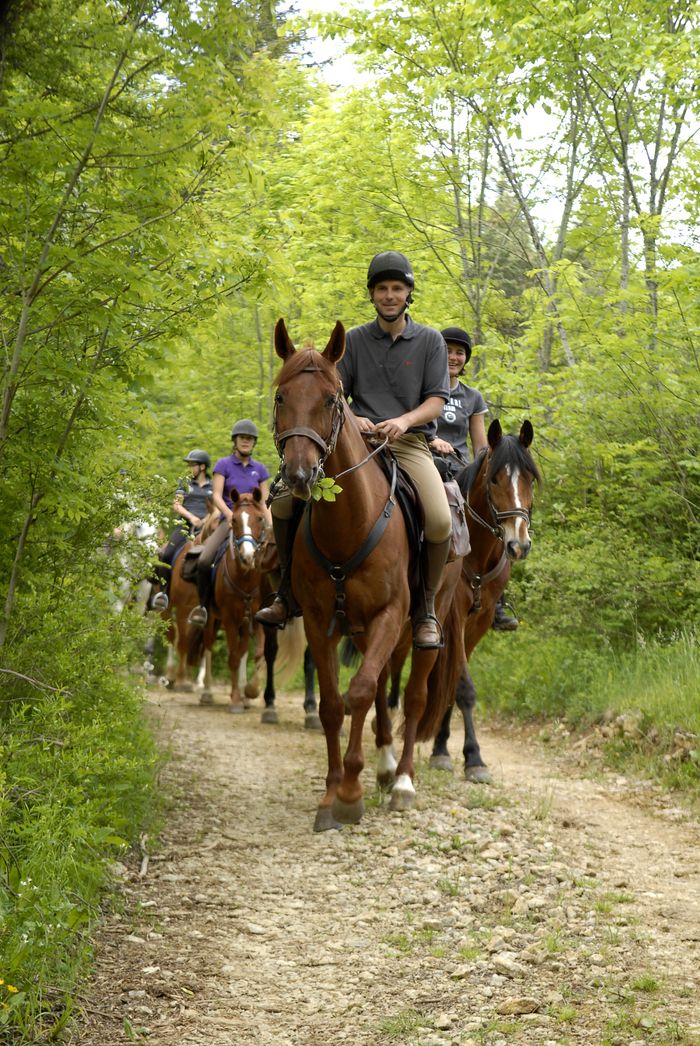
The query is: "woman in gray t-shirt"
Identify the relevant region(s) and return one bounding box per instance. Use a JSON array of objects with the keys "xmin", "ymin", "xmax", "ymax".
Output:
[
  {"xmin": 429, "ymin": 327, "xmax": 487, "ymax": 462},
  {"xmin": 429, "ymin": 327, "xmax": 519, "ymax": 632}
]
